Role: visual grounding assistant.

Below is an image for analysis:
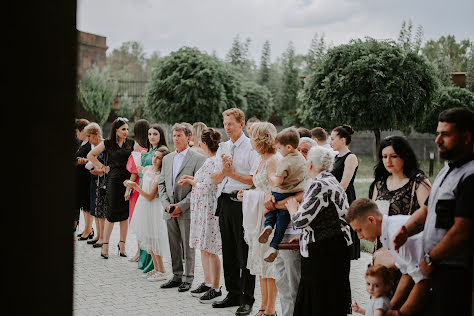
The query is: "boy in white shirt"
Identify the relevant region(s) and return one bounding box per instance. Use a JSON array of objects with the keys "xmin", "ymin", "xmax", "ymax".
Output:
[{"xmin": 346, "ymin": 198, "xmax": 430, "ymax": 316}]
